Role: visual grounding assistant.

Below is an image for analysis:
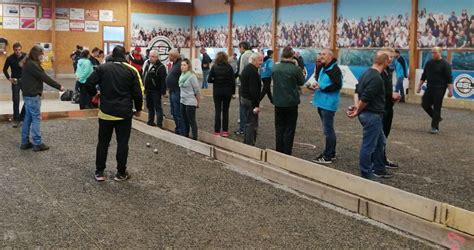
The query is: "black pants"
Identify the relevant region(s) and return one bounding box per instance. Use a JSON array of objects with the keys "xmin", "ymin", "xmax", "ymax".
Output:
[
  {"xmin": 146, "ymin": 90, "xmax": 164, "ymax": 127},
  {"xmin": 383, "ymin": 105, "xmax": 394, "ymax": 164},
  {"xmin": 213, "ymin": 95, "xmax": 232, "ymax": 133},
  {"xmin": 422, "ymin": 87, "xmax": 446, "ymax": 129},
  {"xmin": 12, "ymin": 83, "xmax": 25, "ymax": 121},
  {"xmin": 181, "ymin": 104, "xmax": 198, "ymax": 140},
  {"xmin": 275, "ymin": 106, "xmax": 298, "ymax": 155},
  {"xmin": 79, "ymin": 83, "xmax": 92, "ymax": 109},
  {"xmin": 96, "ymin": 118, "xmax": 132, "ymax": 175},
  {"xmin": 260, "ymin": 77, "xmax": 273, "ymax": 103},
  {"xmin": 242, "ymin": 98, "xmax": 258, "ymax": 146}
]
